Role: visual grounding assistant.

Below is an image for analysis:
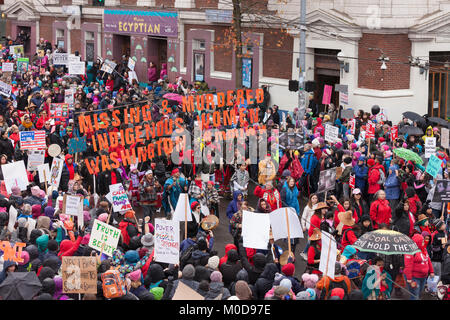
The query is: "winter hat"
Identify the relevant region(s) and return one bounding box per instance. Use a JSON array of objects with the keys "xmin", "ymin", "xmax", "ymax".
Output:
[
  {"xmin": 47, "ymin": 240, "xmax": 58, "ymax": 252},
  {"xmin": 350, "ymin": 143, "xmax": 357, "ymax": 150},
  {"xmin": 171, "ymin": 168, "xmax": 179, "ymax": 175},
  {"xmin": 42, "ymin": 278, "xmax": 55, "ymax": 295},
  {"xmin": 280, "ymin": 278, "xmax": 292, "ymax": 290},
  {"xmin": 335, "ymin": 142, "xmax": 343, "ymax": 149},
  {"xmin": 39, "ymin": 190, "xmax": 46, "ymax": 198},
  {"xmin": 191, "ymin": 201, "xmax": 200, "ymax": 211},
  {"xmin": 127, "ymin": 269, "xmax": 142, "ymax": 282},
  {"xmin": 37, "ymin": 216, "xmax": 51, "ymax": 230},
  {"xmin": 141, "ymin": 233, "xmax": 154, "ymax": 248},
  {"xmin": 124, "ymin": 250, "xmax": 140, "ymax": 265},
  {"xmin": 281, "ymin": 263, "xmax": 295, "ymax": 277},
  {"xmin": 385, "ymin": 150, "xmax": 392, "ymax": 158},
  {"xmin": 207, "ymin": 256, "xmax": 220, "ymax": 270},
  {"xmin": 11, "ymin": 186, "xmax": 21, "ymax": 196},
  {"xmin": 81, "ymin": 234, "xmax": 90, "ymax": 245},
  {"xmin": 32, "ymin": 204, "xmax": 42, "ymax": 219},
  {"xmin": 17, "ymin": 217, "xmax": 27, "ymax": 228},
  {"xmin": 433, "ymin": 219, "xmax": 445, "ymax": 230},
  {"xmin": 367, "ymin": 159, "xmax": 375, "ymax": 167},
  {"xmin": 341, "ymin": 245, "xmax": 357, "ymax": 260},
  {"xmin": 44, "ymin": 206, "xmax": 55, "ymax": 218},
  {"xmin": 349, "ymin": 289, "xmax": 364, "ymax": 300},
  {"xmin": 353, "ymin": 151, "xmax": 361, "ymax": 159},
  {"xmin": 19, "ymin": 251, "xmax": 30, "ymax": 265},
  {"xmin": 124, "ymin": 210, "xmax": 135, "ymax": 219},
  {"xmin": 31, "ymin": 186, "xmax": 42, "ymax": 197},
  {"xmin": 182, "ymin": 264, "xmax": 195, "ymax": 280},
  {"xmin": 210, "ymin": 271, "xmax": 223, "ymax": 283},
  {"xmin": 274, "ymin": 285, "xmax": 290, "ymax": 297},
  {"xmin": 382, "ymin": 144, "xmax": 390, "ymax": 151},
  {"xmin": 282, "ymin": 169, "xmax": 291, "ymax": 177},
  {"xmin": 98, "ymin": 213, "xmax": 108, "ymax": 222},
  {"xmin": 296, "ymin": 291, "xmax": 310, "ymax": 300},
  {"xmin": 83, "ymin": 210, "xmax": 91, "ymax": 222},
  {"xmin": 301, "ymin": 273, "xmax": 319, "ymax": 288},
  {"xmin": 330, "ymin": 288, "xmax": 345, "ymax": 300},
  {"xmin": 52, "ymin": 191, "xmax": 59, "ymax": 199},
  {"xmin": 378, "ymin": 137, "xmax": 385, "ymax": 143},
  {"xmin": 306, "ymin": 288, "xmax": 316, "ymax": 300},
  {"xmin": 150, "ymin": 287, "xmax": 164, "ymax": 300}
]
